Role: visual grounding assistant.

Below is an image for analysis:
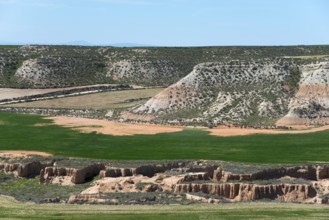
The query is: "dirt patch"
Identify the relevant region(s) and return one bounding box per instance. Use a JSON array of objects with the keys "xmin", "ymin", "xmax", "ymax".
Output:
[
  {"xmin": 49, "ymin": 116, "xmax": 183, "ymax": 136},
  {"xmin": 0, "ymin": 150, "xmax": 52, "ymax": 158},
  {"xmin": 48, "ymin": 116, "xmax": 329, "ymax": 136}
]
